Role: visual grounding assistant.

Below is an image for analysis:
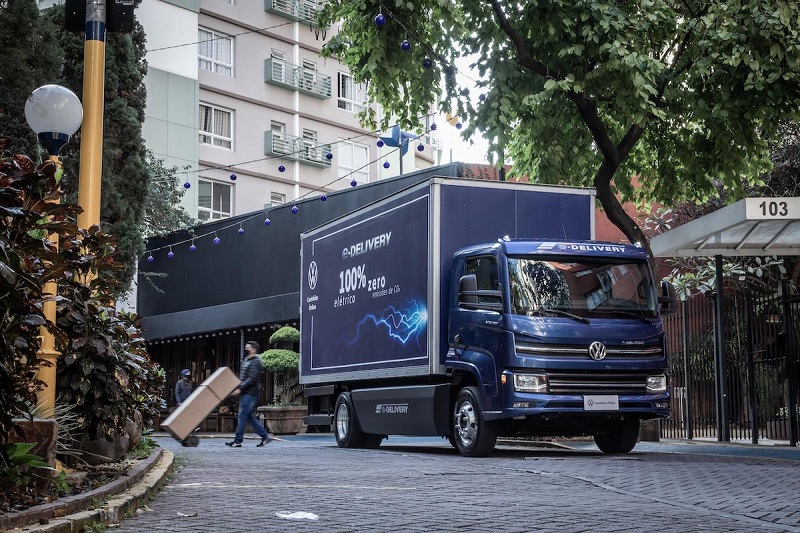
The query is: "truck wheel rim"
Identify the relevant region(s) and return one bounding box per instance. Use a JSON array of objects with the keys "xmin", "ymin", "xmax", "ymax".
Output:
[
  {"xmin": 336, "ymin": 403, "xmax": 350, "ymax": 439},
  {"xmin": 455, "ymin": 401, "xmax": 477, "ymax": 446}
]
